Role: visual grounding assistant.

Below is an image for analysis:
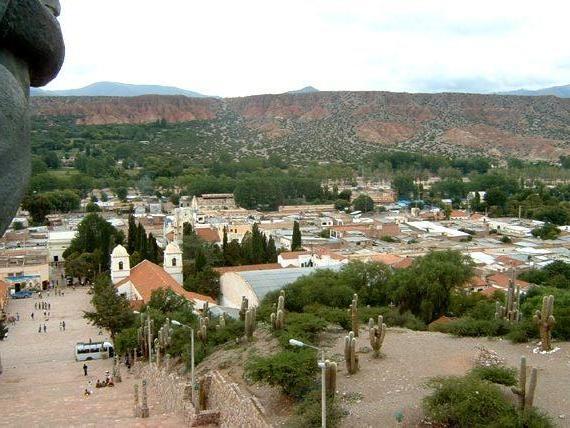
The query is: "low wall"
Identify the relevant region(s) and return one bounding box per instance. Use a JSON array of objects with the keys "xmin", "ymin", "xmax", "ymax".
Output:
[
  {"xmin": 208, "ymin": 370, "xmax": 270, "ymax": 428},
  {"xmin": 134, "ymin": 363, "xmax": 271, "ymax": 427}
]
